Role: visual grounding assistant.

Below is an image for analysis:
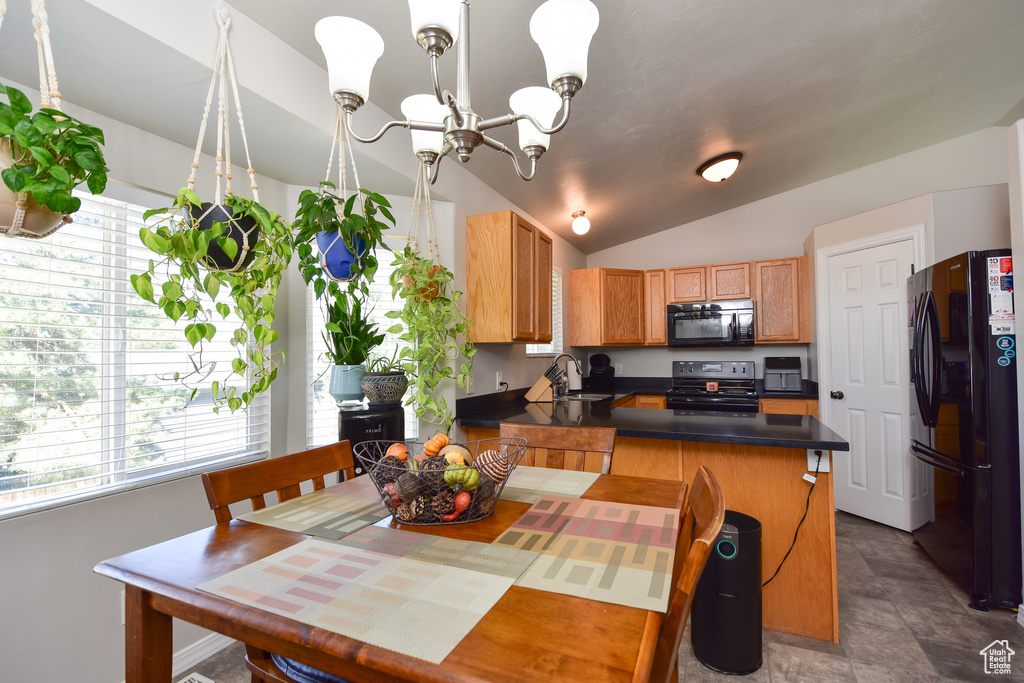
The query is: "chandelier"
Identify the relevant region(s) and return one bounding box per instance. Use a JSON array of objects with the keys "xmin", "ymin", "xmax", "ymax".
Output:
[{"xmin": 314, "ymin": 0, "xmax": 599, "ymax": 183}]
